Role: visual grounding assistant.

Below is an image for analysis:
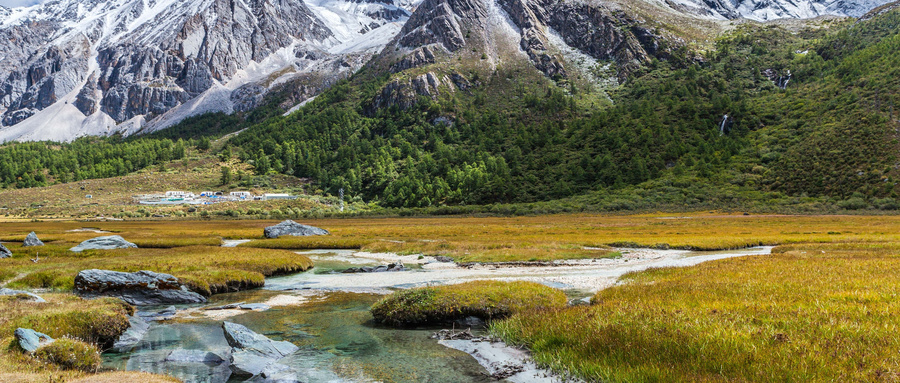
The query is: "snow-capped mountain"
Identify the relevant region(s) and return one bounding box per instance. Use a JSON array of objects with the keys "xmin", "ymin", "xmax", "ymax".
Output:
[
  {"xmin": 664, "ymin": 0, "xmax": 886, "ymax": 21},
  {"xmin": 0, "ymin": 0, "xmax": 418, "ymax": 142},
  {"xmin": 0, "ymin": 0, "xmax": 892, "ymax": 142}
]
